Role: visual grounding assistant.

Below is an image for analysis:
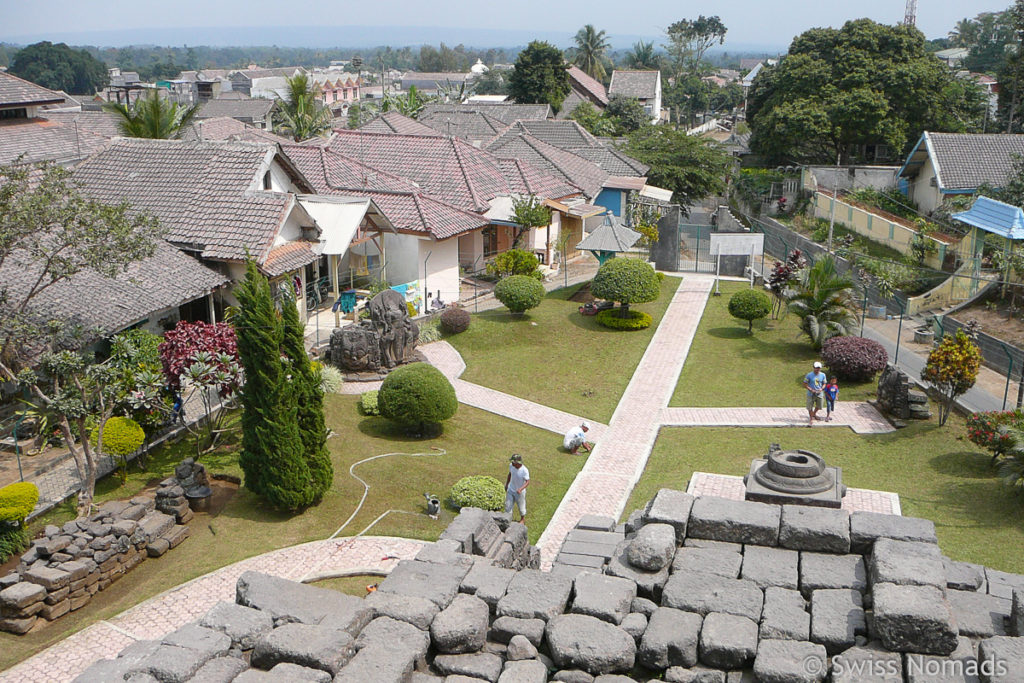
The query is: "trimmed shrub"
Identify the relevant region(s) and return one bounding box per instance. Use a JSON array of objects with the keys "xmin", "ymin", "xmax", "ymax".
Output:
[
  {"xmin": 0, "ymin": 482, "xmax": 39, "ymax": 524},
  {"xmin": 91, "ymin": 416, "xmax": 145, "ymax": 457},
  {"xmin": 967, "ymin": 410, "xmax": 1024, "ymax": 463},
  {"xmin": 440, "ymin": 307, "xmax": 471, "ymax": 334},
  {"xmin": 595, "ymin": 308, "xmax": 652, "ymax": 330},
  {"xmin": 494, "ymin": 275, "xmax": 546, "ymax": 314},
  {"xmin": 656, "ymin": 271, "xmax": 666, "ymax": 282},
  {"xmin": 320, "ymin": 365, "xmax": 345, "ymax": 394},
  {"xmin": 379, "ymin": 363, "xmax": 458, "ymax": 433},
  {"xmin": 822, "ymin": 336, "xmax": 888, "ymax": 382},
  {"xmin": 360, "ymin": 390, "xmax": 380, "ymax": 415},
  {"xmin": 591, "ymin": 258, "xmax": 660, "ymax": 313},
  {"xmin": 728, "ymin": 289, "xmax": 772, "ymax": 332},
  {"xmin": 487, "ymin": 249, "xmax": 540, "ymax": 278},
  {"xmin": 448, "ymin": 475, "xmax": 506, "ymax": 511}
]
